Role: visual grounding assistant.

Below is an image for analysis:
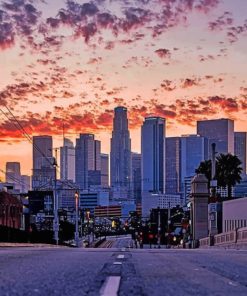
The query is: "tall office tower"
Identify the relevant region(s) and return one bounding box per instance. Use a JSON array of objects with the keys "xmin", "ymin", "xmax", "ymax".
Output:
[
  {"xmin": 197, "ymin": 118, "xmax": 234, "ymax": 156},
  {"xmin": 21, "ymin": 175, "xmax": 31, "ymax": 193},
  {"xmin": 60, "ymin": 138, "xmax": 75, "ymax": 182},
  {"xmin": 234, "ymin": 132, "xmax": 247, "ymax": 175},
  {"xmin": 141, "ymin": 117, "xmax": 166, "ymax": 193},
  {"xmin": 132, "ymin": 152, "xmax": 142, "ymax": 204},
  {"xmin": 165, "ymin": 137, "xmax": 181, "ymax": 194},
  {"xmin": 75, "ymin": 134, "xmax": 101, "ymax": 190},
  {"xmin": 5, "ymin": 162, "xmax": 21, "ymax": 191},
  {"xmin": 100, "ymin": 153, "xmax": 109, "ymax": 188},
  {"xmin": 180, "ymin": 135, "xmax": 207, "ymax": 203},
  {"xmin": 32, "ymin": 135, "xmax": 54, "ymax": 189},
  {"xmin": 110, "ymin": 106, "xmax": 131, "ymax": 192}
]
